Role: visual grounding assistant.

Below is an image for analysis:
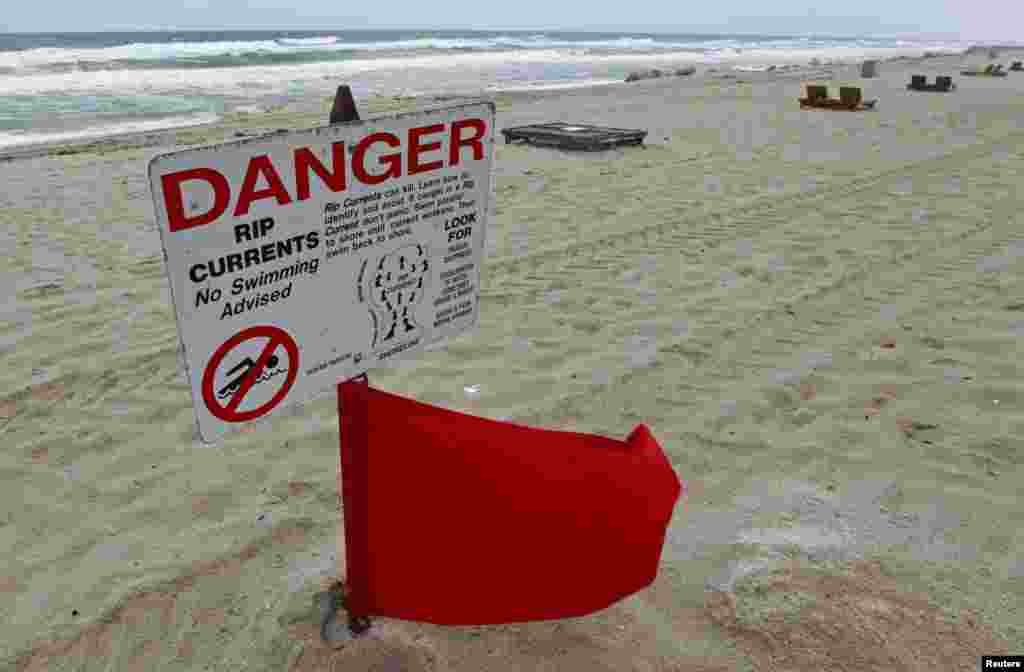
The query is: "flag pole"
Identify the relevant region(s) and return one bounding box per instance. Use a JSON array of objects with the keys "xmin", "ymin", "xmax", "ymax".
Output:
[
  {"xmin": 328, "ymin": 84, "xmax": 373, "ymax": 638},
  {"xmin": 337, "ymin": 372, "xmax": 372, "ymax": 636}
]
